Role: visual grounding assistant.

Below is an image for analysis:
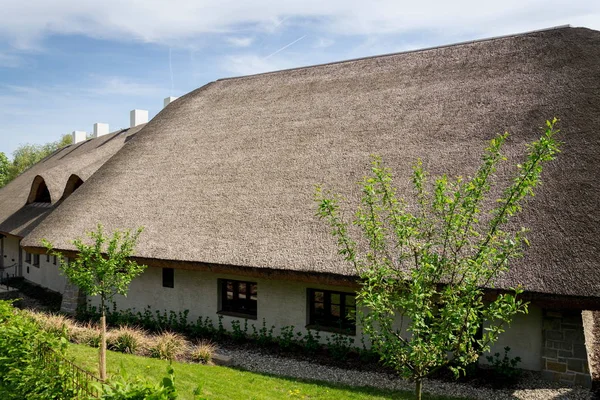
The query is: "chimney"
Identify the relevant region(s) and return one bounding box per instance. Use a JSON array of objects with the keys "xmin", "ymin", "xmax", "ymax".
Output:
[
  {"xmin": 93, "ymin": 123, "xmax": 110, "ymax": 138},
  {"xmin": 130, "ymin": 109, "xmax": 148, "ymax": 128},
  {"xmin": 72, "ymin": 131, "xmax": 86, "ymax": 144},
  {"xmin": 163, "ymin": 97, "xmax": 178, "ymax": 108}
]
